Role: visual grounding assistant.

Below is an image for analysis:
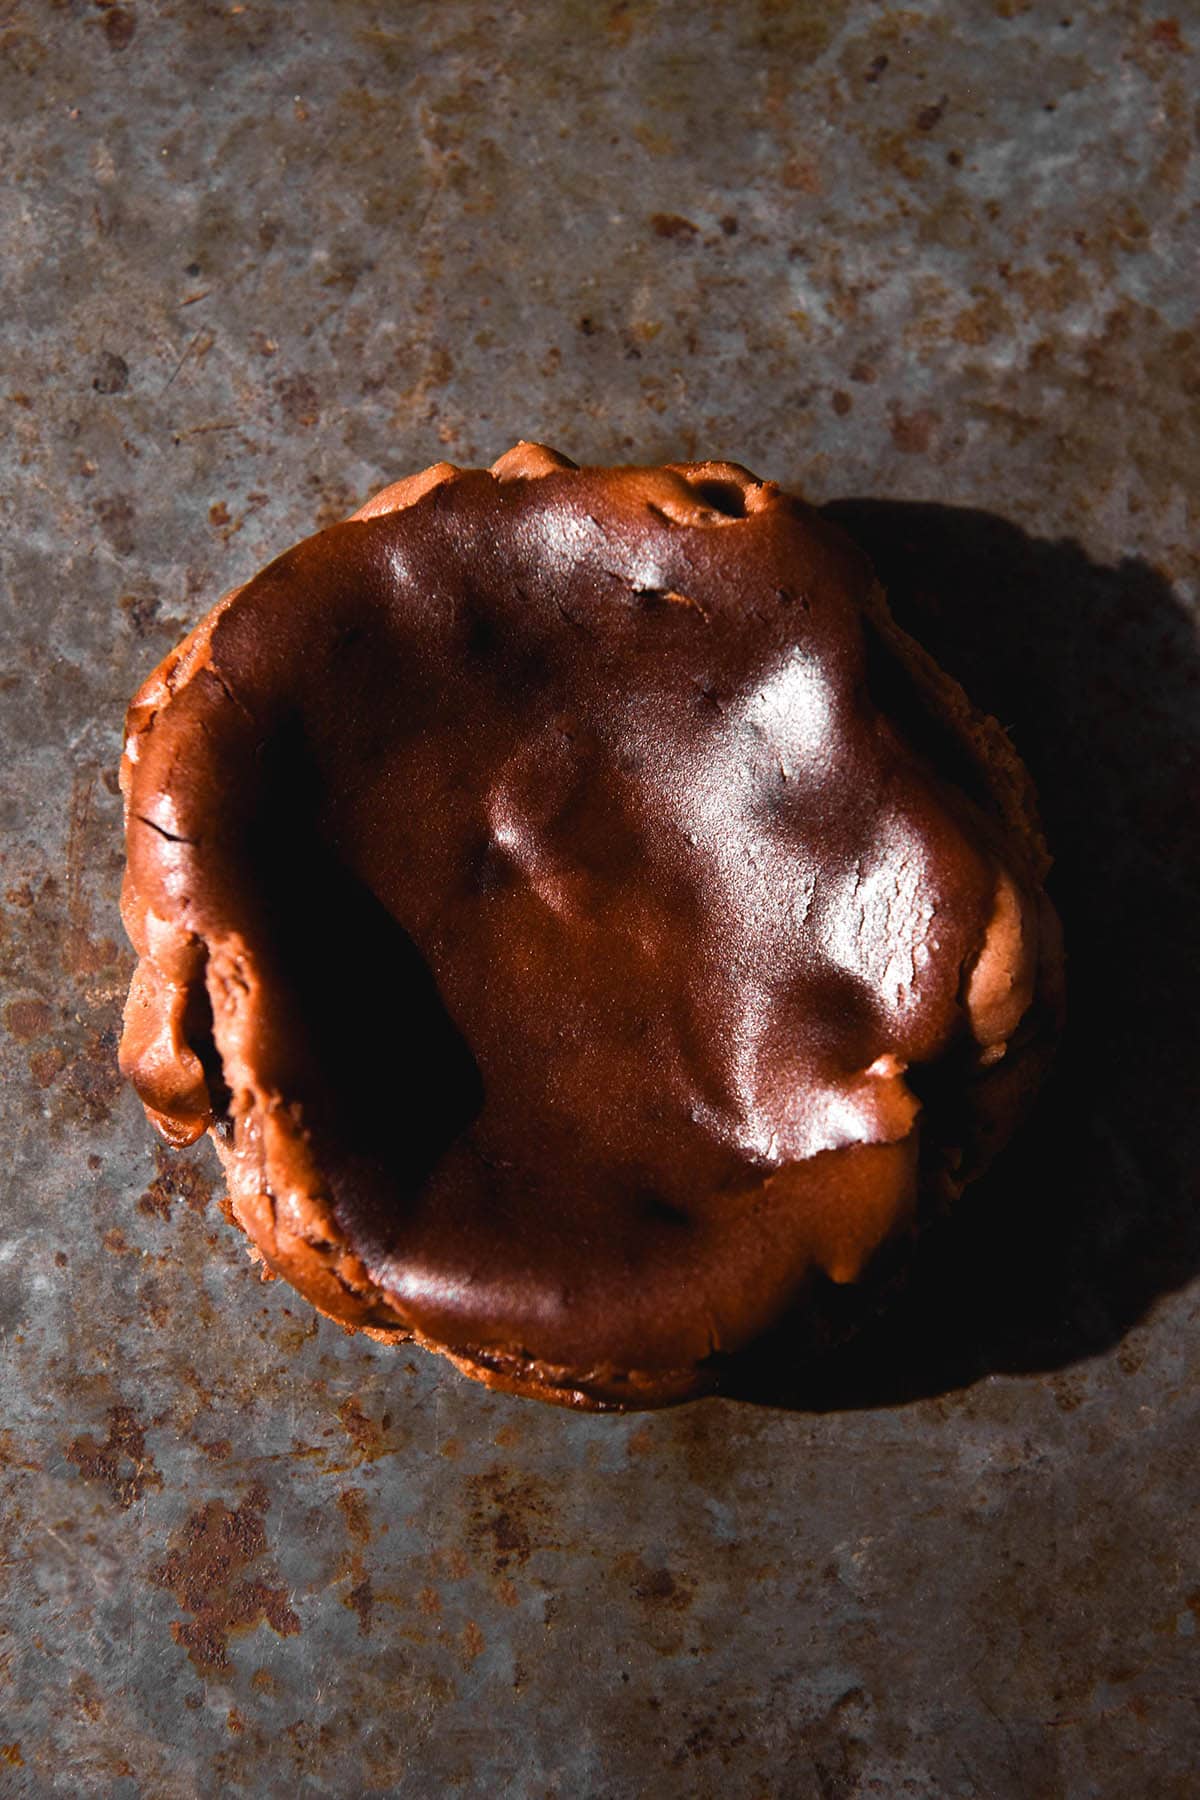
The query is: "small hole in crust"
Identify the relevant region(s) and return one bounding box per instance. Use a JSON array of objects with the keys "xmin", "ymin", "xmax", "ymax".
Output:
[{"xmin": 689, "ymin": 478, "xmax": 749, "ymax": 517}]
